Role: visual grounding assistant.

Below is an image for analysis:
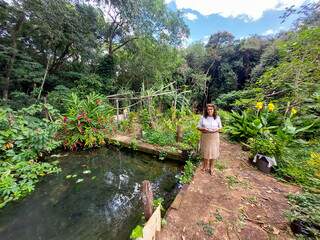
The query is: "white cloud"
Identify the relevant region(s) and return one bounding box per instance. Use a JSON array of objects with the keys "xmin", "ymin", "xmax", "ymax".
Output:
[
  {"xmin": 180, "ymin": 37, "xmax": 193, "ymax": 48},
  {"xmin": 263, "ymin": 29, "xmax": 276, "ymax": 35},
  {"xmin": 166, "ymin": 0, "xmax": 315, "ymax": 21},
  {"xmin": 184, "ymin": 12, "xmax": 198, "ymax": 21},
  {"xmin": 202, "ymin": 35, "xmax": 210, "ymax": 44},
  {"xmin": 262, "ymin": 25, "xmax": 286, "ymax": 35}
]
